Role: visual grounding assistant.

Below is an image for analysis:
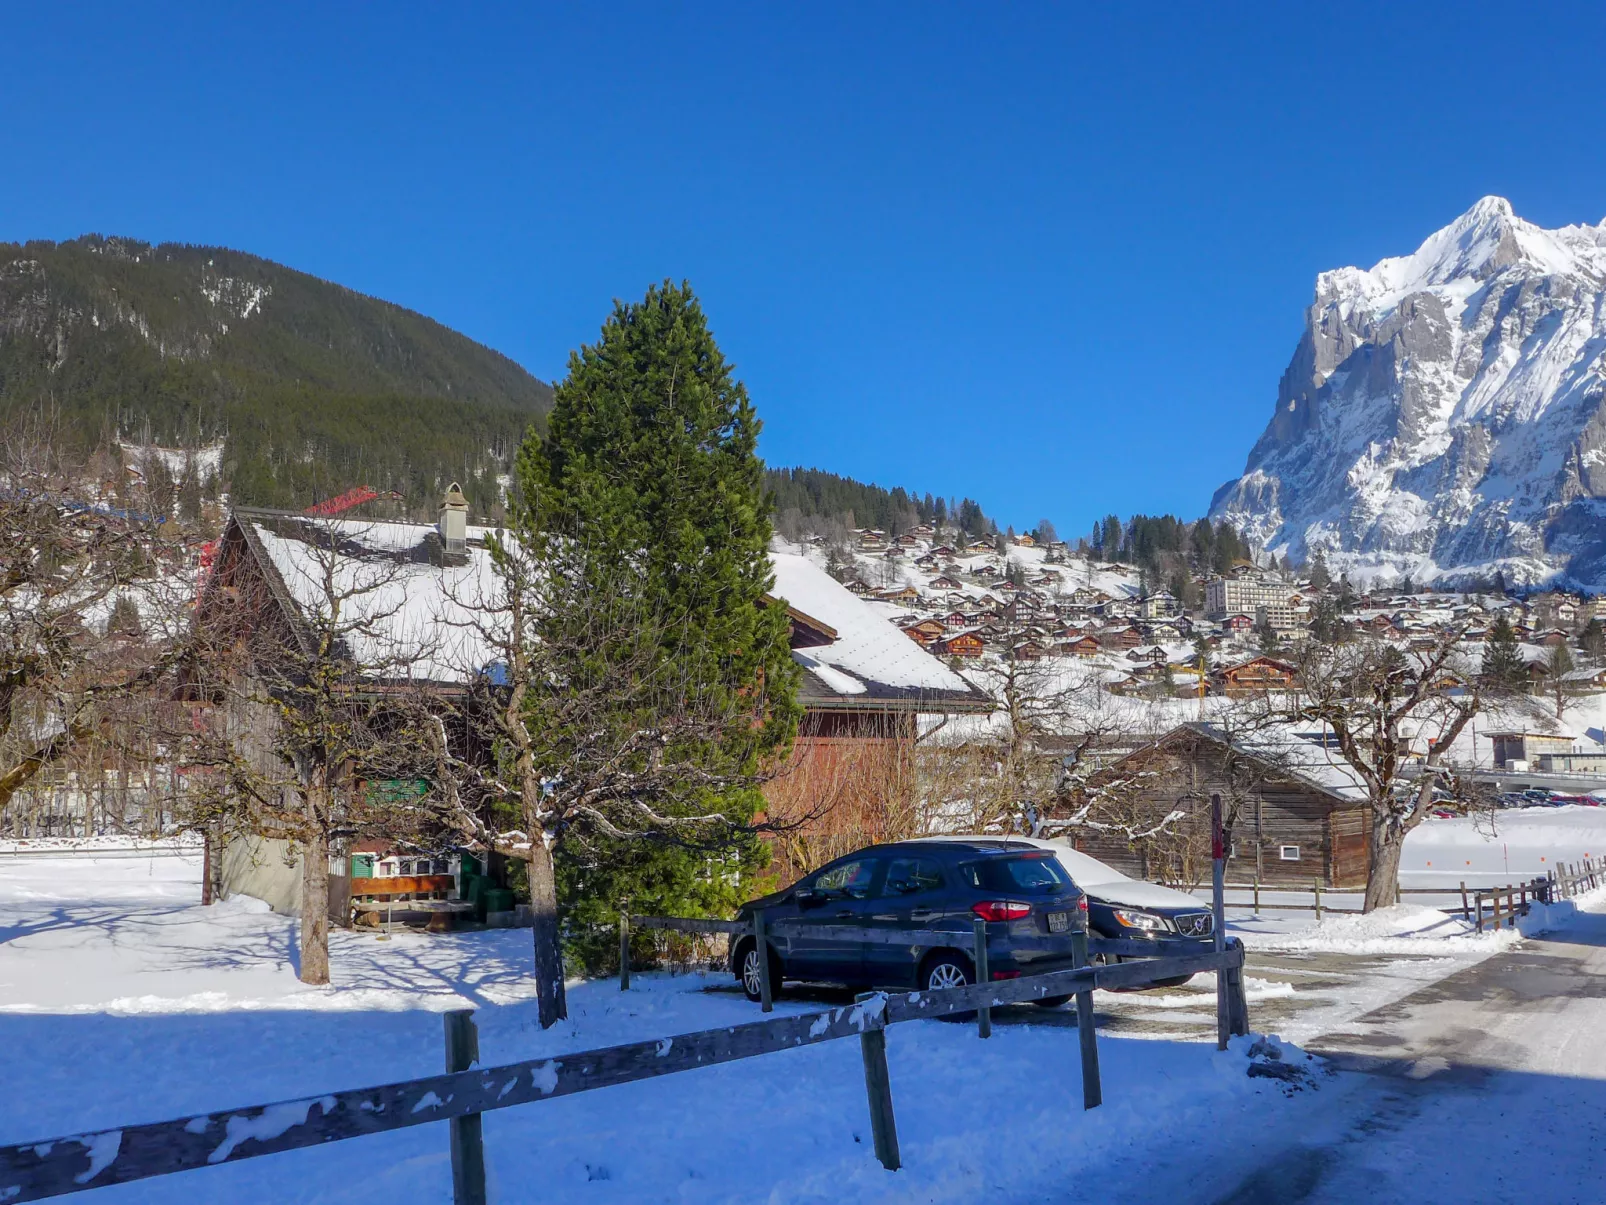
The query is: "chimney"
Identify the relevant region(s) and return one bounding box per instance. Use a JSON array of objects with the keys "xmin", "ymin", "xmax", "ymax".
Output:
[{"xmin": 438, "ymin": 482, "xmax": 469, "ymax": 557}]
